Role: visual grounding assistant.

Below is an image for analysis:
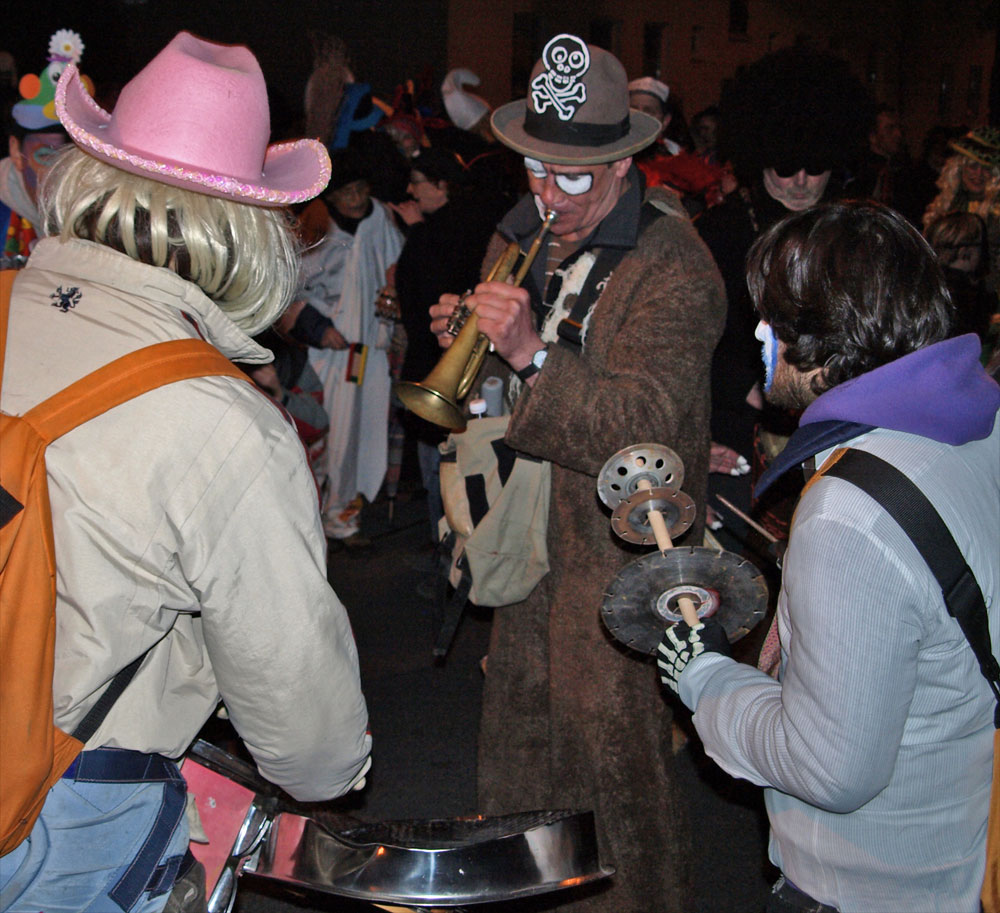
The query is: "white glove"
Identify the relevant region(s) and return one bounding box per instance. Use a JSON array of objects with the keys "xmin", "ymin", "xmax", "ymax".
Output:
[{"xmin": 657, "ymin": 619, "xmax": 731, "ymax": 695}]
